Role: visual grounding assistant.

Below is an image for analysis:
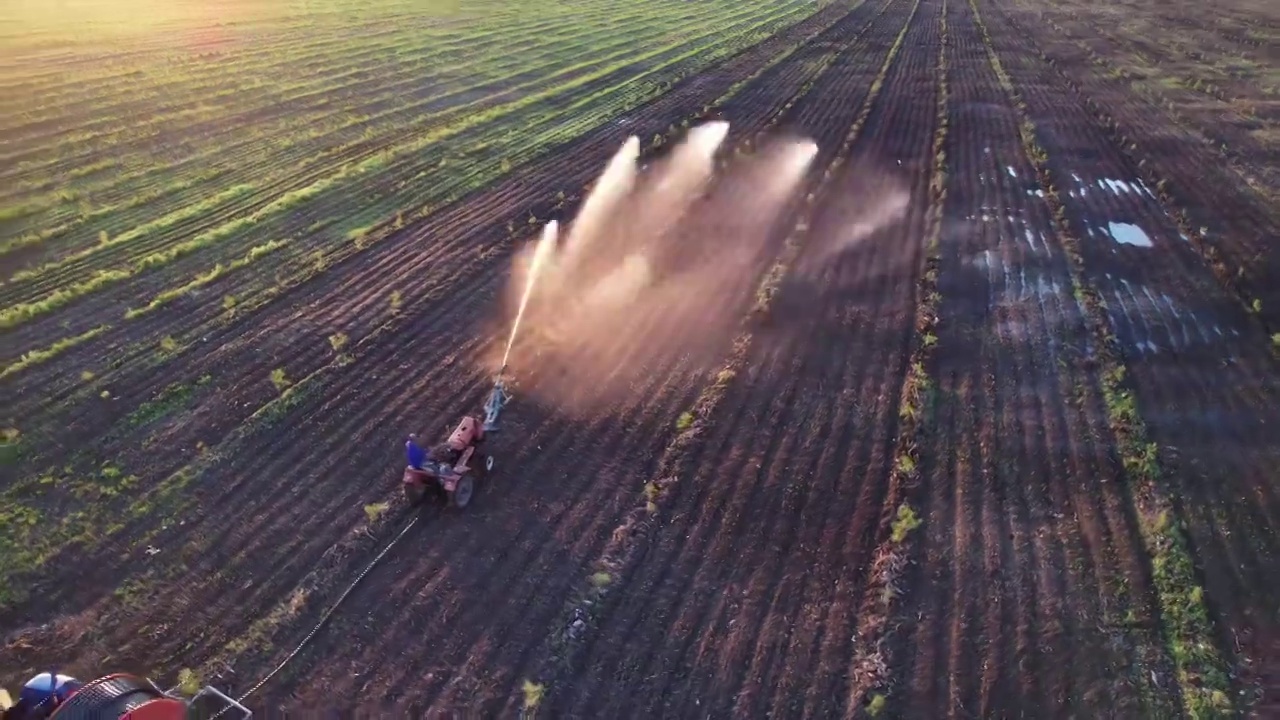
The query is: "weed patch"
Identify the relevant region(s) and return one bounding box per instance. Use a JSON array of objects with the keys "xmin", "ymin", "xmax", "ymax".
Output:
[
  {"xmin": 126, "ymin": 382, "xmax": 198, "ymax": 428},
  {"xmin": 889, "ymin": 503, "xmax": 922, "ymax": 542},
  {"xmin": 364, "ymin": 502, "xmax": 390, "ymax": 523}
]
